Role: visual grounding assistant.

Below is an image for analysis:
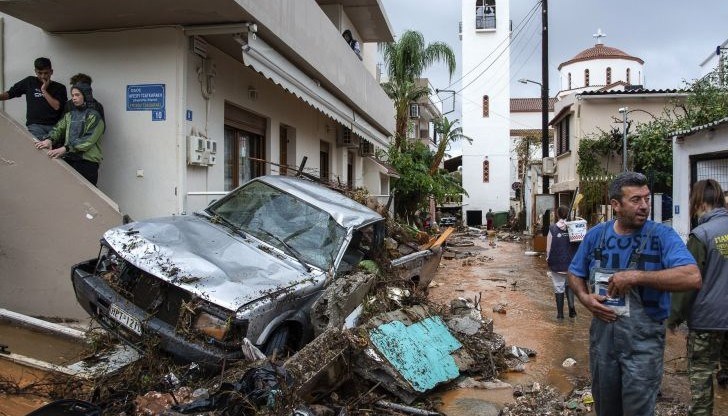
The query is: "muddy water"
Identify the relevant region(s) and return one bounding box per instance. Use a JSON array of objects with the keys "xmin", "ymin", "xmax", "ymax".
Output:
[
  {"xmin": 0, "ymin": 322, "xmax": 88, "ymax": 415},
  {"xmin": 428, "ymin": 237, "xmax": 727, "ymax": 415}
]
